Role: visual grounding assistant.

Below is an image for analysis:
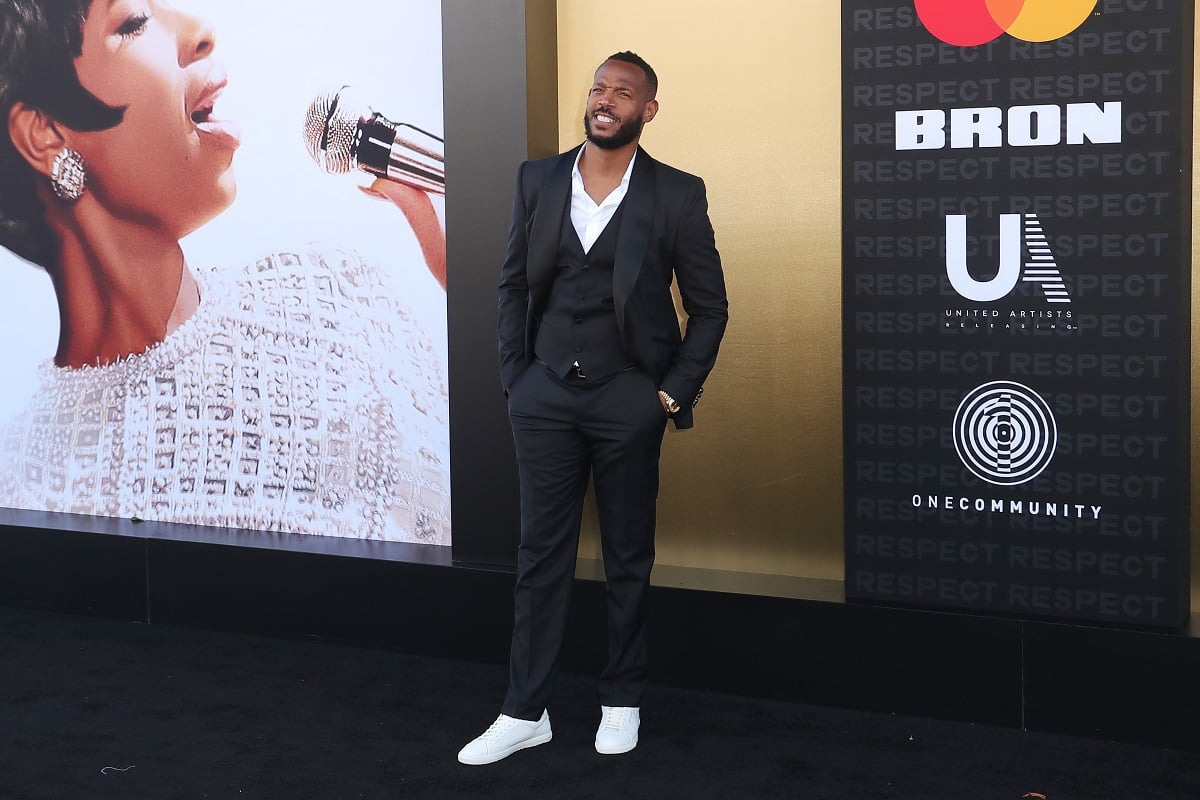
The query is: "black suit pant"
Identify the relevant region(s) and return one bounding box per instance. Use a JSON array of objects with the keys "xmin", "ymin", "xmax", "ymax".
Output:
[{"xmin": 501, "ymin": 362, "xmax": 668, "ymax": 720}]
